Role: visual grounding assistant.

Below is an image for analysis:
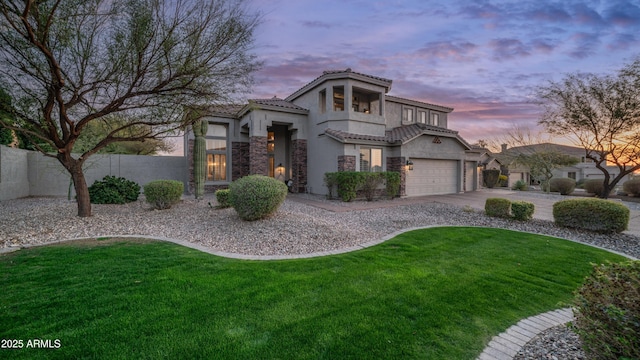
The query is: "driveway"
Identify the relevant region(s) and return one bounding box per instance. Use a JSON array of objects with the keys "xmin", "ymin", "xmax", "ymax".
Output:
[{"xmin": 291, "ymin": 188, "xmax": 640, "ymax": 237}]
